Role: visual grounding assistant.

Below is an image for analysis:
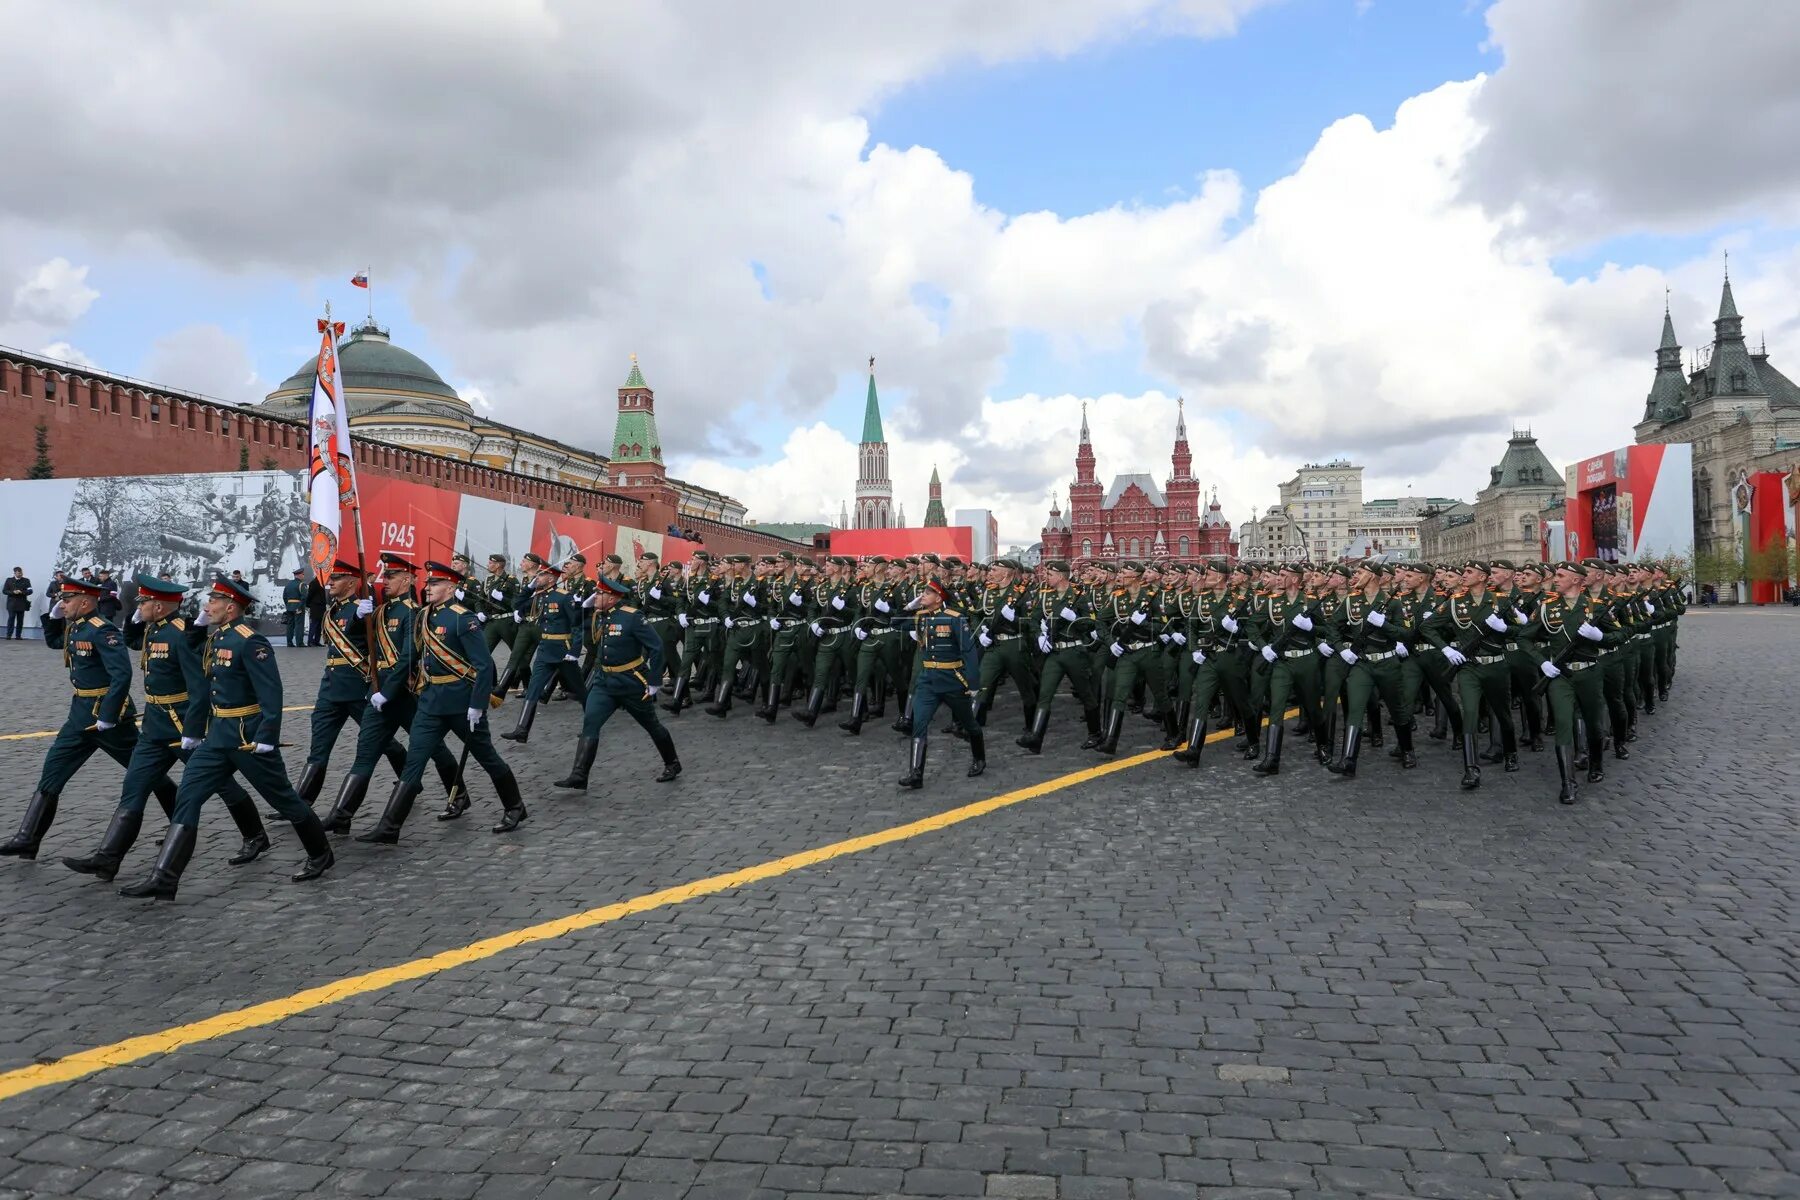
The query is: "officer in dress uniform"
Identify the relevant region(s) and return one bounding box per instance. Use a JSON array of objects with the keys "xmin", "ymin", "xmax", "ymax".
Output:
[
  {"xmin": 634, "ymin": 552, "xmax": 682, "ymax": 688},
  {"xmin": 293, "ymin": 560, "xmax": 408, "ymax": 812},
  {"xmin": 119, "ymin": 574, "xmax": 335, "ymax": 899},
  {"xmin": 971, "ymin": 559, "xmax": 1038, "ymax": 734},
  {"xmin": 282, "ymin": 568, "xmax": 307, "ymax": 647},
  {"xmin": 1, "ymin": 577, "xmax": 142, "ymax": 859},
  {"xmin": 1172, "ymin": 560, "xmax": 1253, "ymax": 767},
  {"xmin": 663, "ymin": 551, "xmax": 722, "ymax": 715},
  {"xmin": 477, "ymin": 553, "xmax": 522, "ymax": 655},
  {"xmin": 499, "ymin": 560, "xmax": 586, "ymax": 743},
  {"xmin": 1520, "ymin": 561, "xmax": 1619, "ymax": 804},
  {"xmin": 840, "ymin": 557, "xmax": 905, "ymax": 735},
  {"xmin": 704, "ymin": 555, "xmax": 768, "ymax": 718},
  {"xmin": 553, "ymin": 574, "xmax": 683, "ymax": 789},
  {"xmin": 357, "ymin": 561, "xmax": 527, "ymax": 842},
  {"xmin": 1325, "ymin": 562, "xmax": 1414, "ymax": 777},
  {"xmin": 1423, "ymin": 559, "xmax": 1525, "ymax": 790},
  {"xmin": 761, "ymin": 551, "xmax": 812, "ymax": 723},
  {"xmin": 491, "ymin": 551, "xmax": 545, "ymax": 698},
  {"xmin": 62, "ymin": 575, "xmax": 271, "ymax": 881},
  {"xmin": 1018, "ymin": 560, "xmax": 1102, "ymax": 753},
  {"xmin": 794, "ymin": 556, "xmax": 857, "ymax": 728},
  {"xmin": 1244, "ymin": 562, "xmax": 1327, "ymax": 775},
  {"xmin": 897, "ymin": 579, "xmax": 985, "ymax": 789}
]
